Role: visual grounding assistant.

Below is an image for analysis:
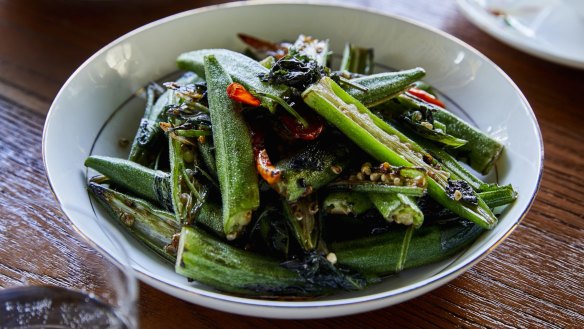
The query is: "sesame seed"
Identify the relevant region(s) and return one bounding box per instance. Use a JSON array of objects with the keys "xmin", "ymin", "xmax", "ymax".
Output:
[{"xmin": 326, "ymin": 253, "xmax": 337, "ymax": 265}]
